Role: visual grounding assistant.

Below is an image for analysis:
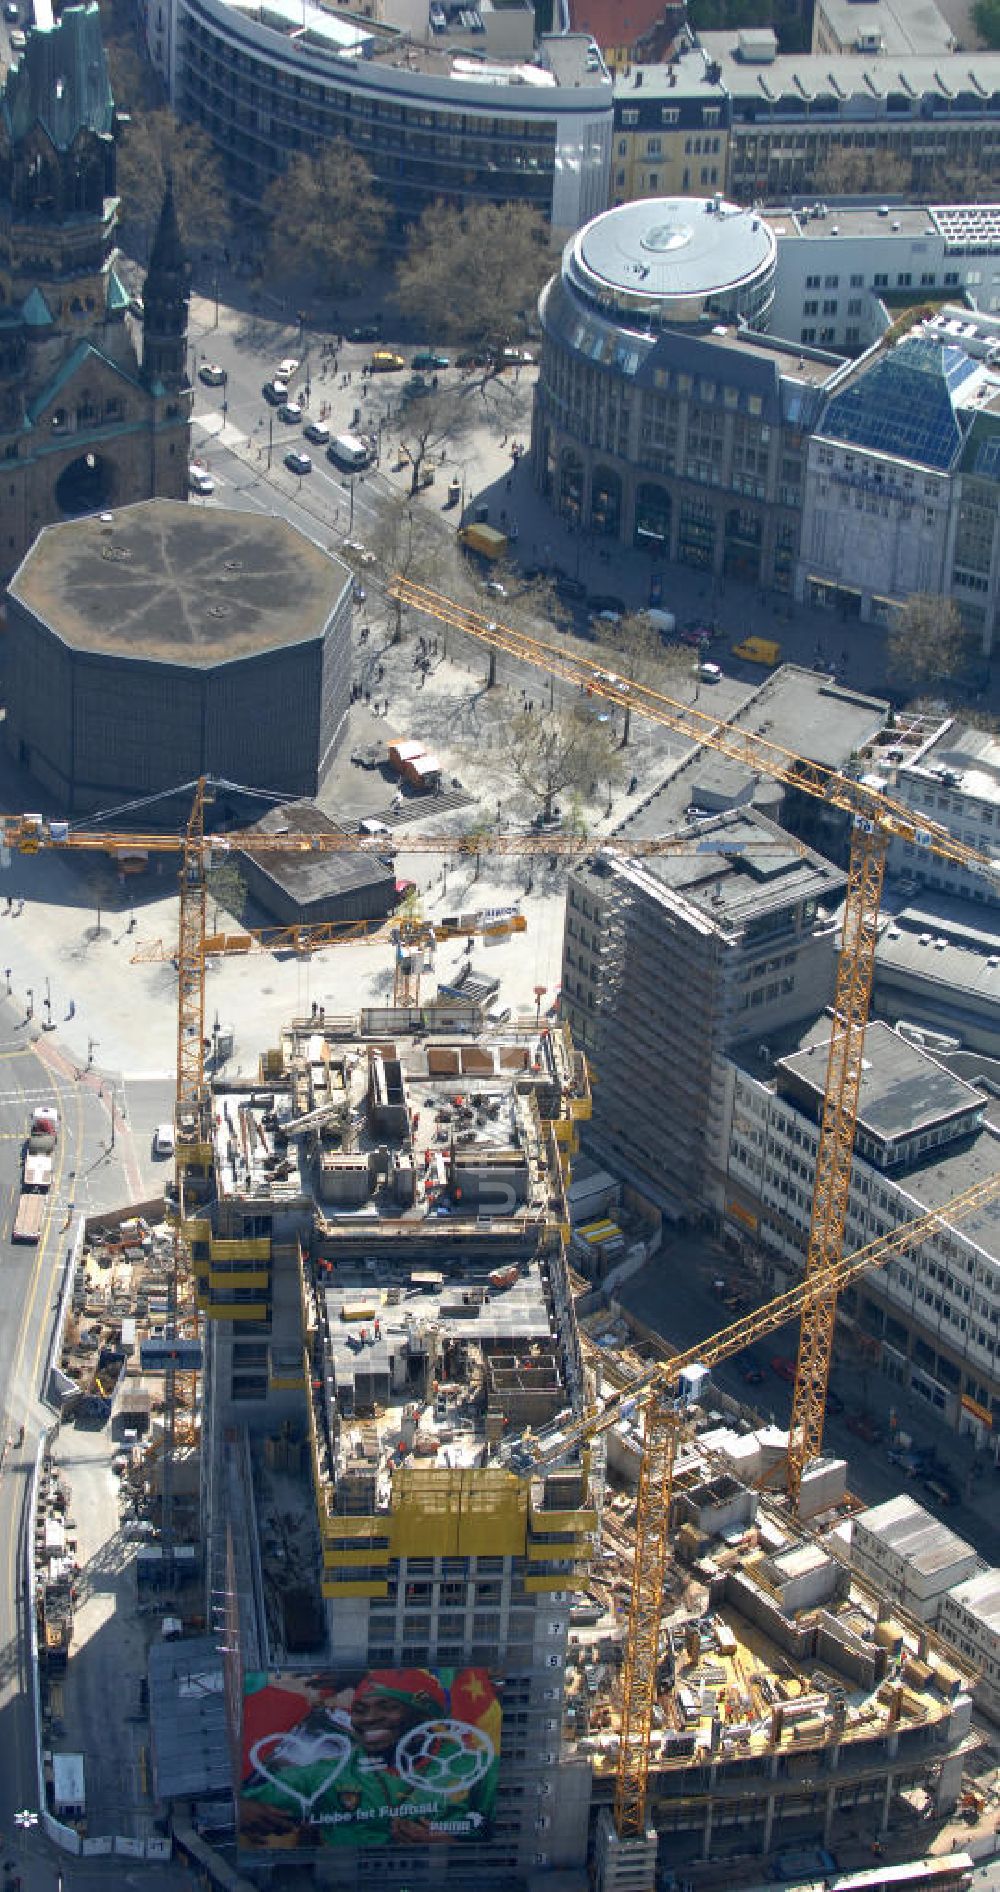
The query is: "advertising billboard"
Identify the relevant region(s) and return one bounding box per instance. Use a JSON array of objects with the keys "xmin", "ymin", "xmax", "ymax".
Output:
[{"xmin": 239, "ymin": 1667, "xmax": 501, "ymax": 1850}]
